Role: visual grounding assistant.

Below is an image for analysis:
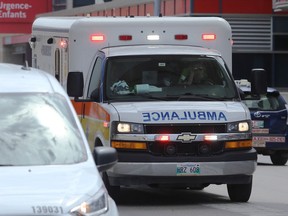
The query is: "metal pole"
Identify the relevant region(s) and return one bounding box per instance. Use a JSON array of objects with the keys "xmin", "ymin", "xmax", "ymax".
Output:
[
  {"xmin": 66, "ymin": 0, "xmax": 73, "ymax": 9},
  {"xmin": 154, "ymin": 0, "xmax": 161, "ymax": 16}
]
